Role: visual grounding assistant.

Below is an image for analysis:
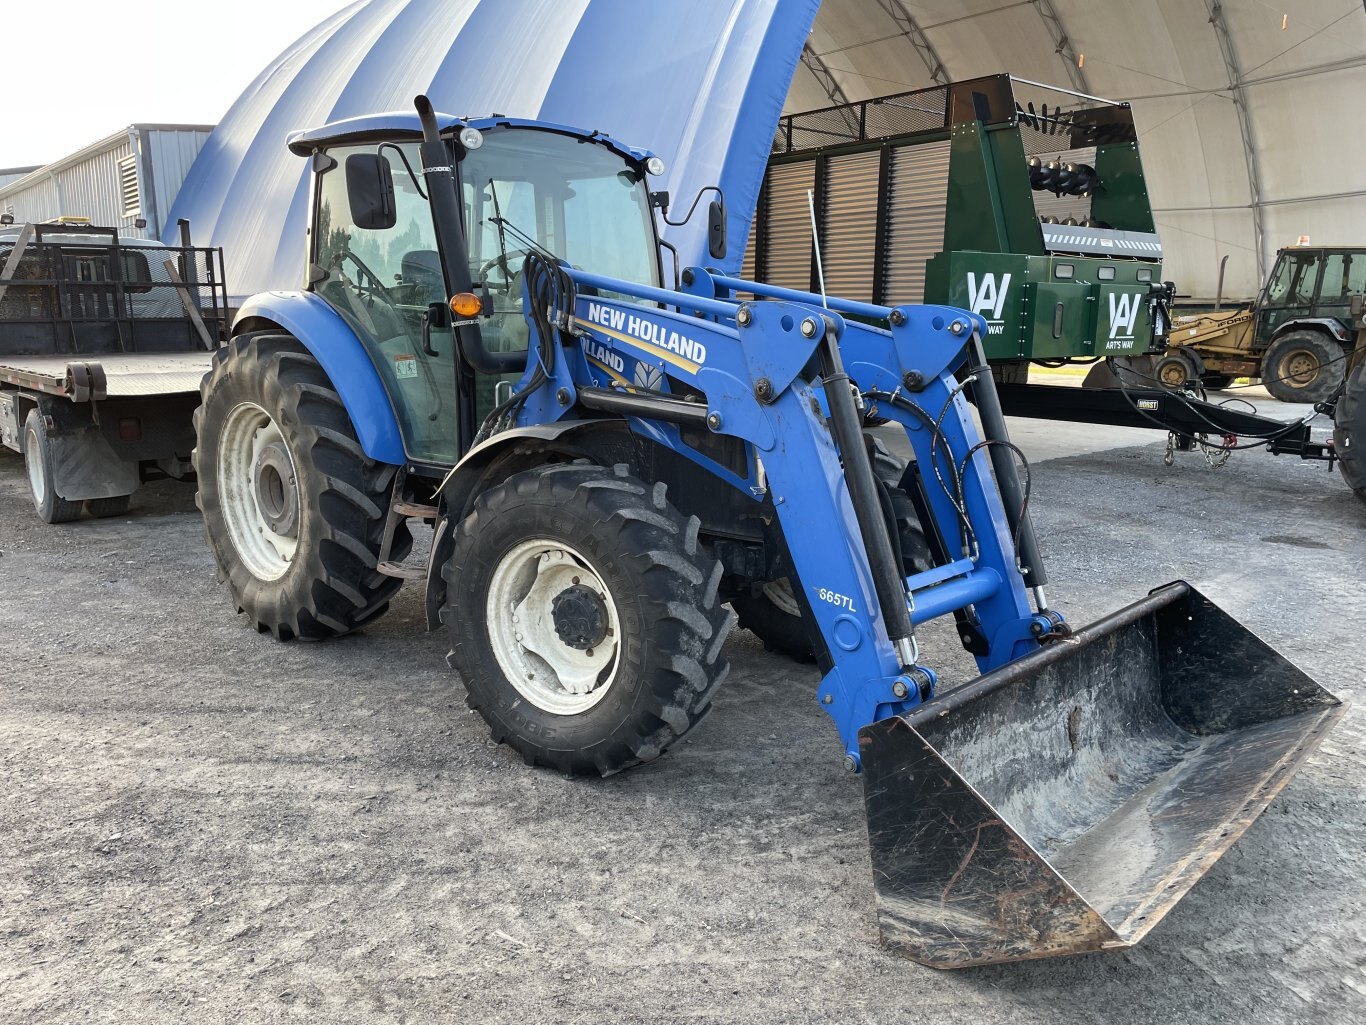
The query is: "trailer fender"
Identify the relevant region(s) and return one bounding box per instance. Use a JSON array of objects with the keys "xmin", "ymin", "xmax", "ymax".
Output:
[
  {"xmin": 34, "ymin": 398, "xmax": 138, "ymax": 501},
  {"xmin": 424, "ymin": 419, "xmax": 624, "ymax": 631},
  {"xmin": 232, "ymin": 291, "xmax": 405, "ymax": 465}
]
